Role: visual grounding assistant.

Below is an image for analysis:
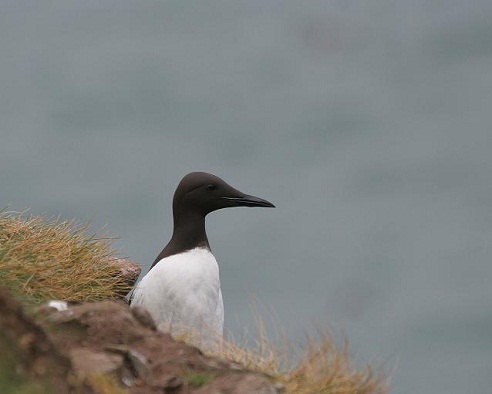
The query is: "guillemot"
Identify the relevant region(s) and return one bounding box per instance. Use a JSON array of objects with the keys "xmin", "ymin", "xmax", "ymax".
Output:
[{"xmin": 130, "ymin": 172, "xmax": 274, "ymax": 349}]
